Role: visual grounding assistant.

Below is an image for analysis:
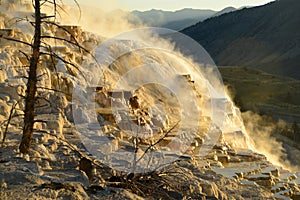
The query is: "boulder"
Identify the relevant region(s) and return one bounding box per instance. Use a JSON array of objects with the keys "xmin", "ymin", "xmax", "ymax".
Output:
[{"xmin": 201, "ymin": 182, "xmax": 219, "ymax": 199}]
